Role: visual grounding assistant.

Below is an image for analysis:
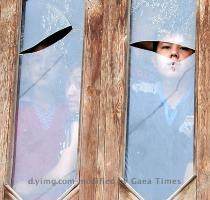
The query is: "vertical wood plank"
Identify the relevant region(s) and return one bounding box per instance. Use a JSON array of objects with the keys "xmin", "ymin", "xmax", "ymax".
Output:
[
  {"xmin": 197, "ymin": 0, "xmax": 210, "ymax": 199},
  {"xmin": 79, "ymin": 0, "xmax": 104, "ymax": 199},
  {"xmin": 100, "ymin": 0, "xmax": 129, "ymax": 200},
  {"xmin": 79, "ymin": 0, "xmax": 129, "ymax": 199},
  {"xmin": 0, "ymin": 0, "xmax": 22, "ymax": 199}
]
